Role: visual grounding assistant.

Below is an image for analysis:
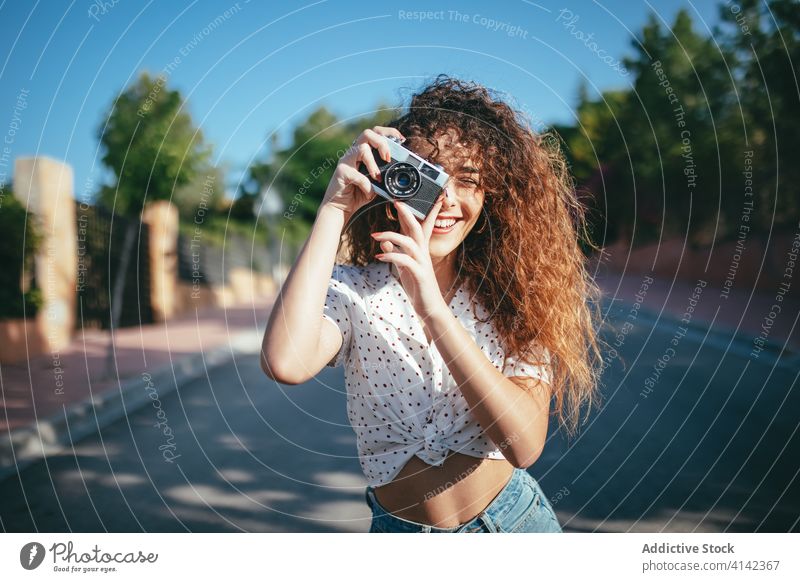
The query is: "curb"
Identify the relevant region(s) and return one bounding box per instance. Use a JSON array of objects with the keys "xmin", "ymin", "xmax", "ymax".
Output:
[{"xmin": 0, "ymin": 330, "xmax": 263, "ymax": 482}]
